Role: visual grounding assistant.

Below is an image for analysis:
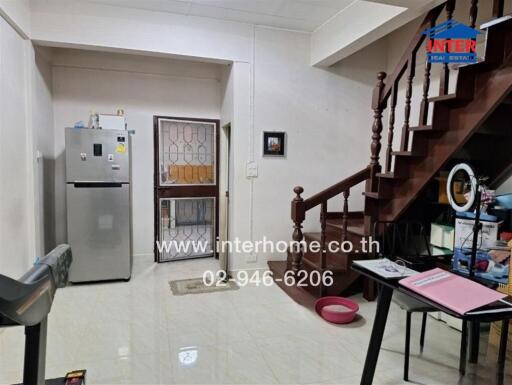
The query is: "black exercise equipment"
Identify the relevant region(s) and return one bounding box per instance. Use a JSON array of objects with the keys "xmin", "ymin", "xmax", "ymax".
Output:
[{"xmin": 0, "ymin": 244, "xmax": 72, "ymax": 385}]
